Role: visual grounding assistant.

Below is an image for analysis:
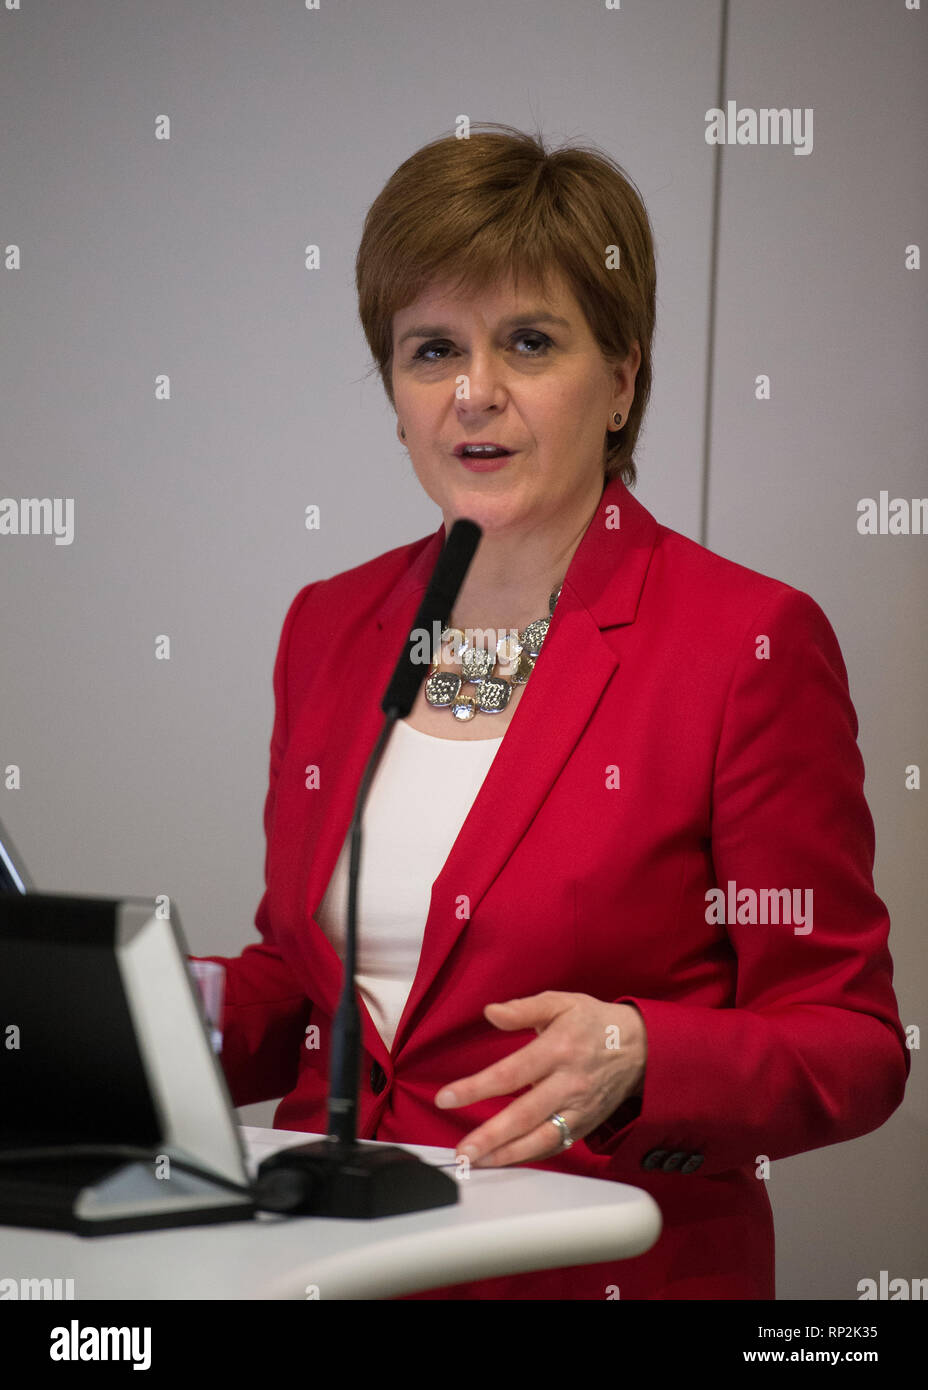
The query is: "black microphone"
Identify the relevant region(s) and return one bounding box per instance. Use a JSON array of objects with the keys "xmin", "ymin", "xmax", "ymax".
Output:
[
  {"xmin": 381, "ymin": 518, "xmax": 482, "ymax": 717},
  {"xmin": 255, "ymin": 519, "xmax": 482, "ymax": 1219}
]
